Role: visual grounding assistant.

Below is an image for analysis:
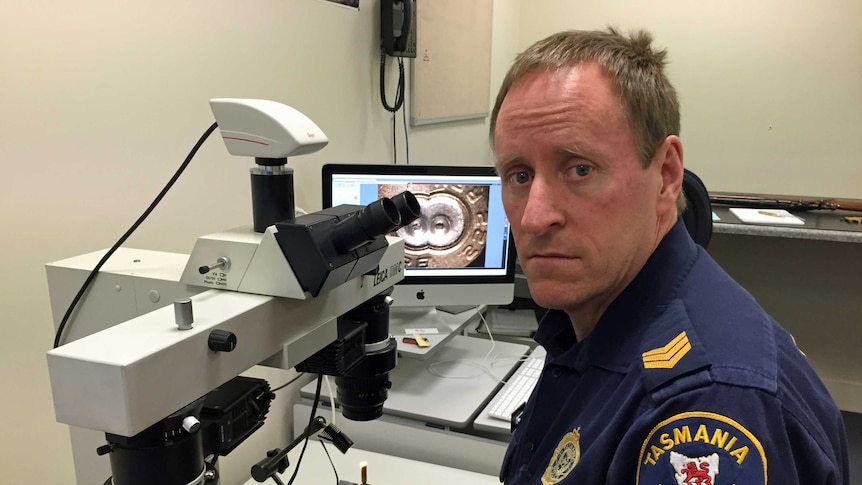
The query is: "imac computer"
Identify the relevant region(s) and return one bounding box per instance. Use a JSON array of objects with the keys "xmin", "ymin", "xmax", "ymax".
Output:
[{"xmin": 322, "ymin": 164, "xmax": 516, "ymax": 339}]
